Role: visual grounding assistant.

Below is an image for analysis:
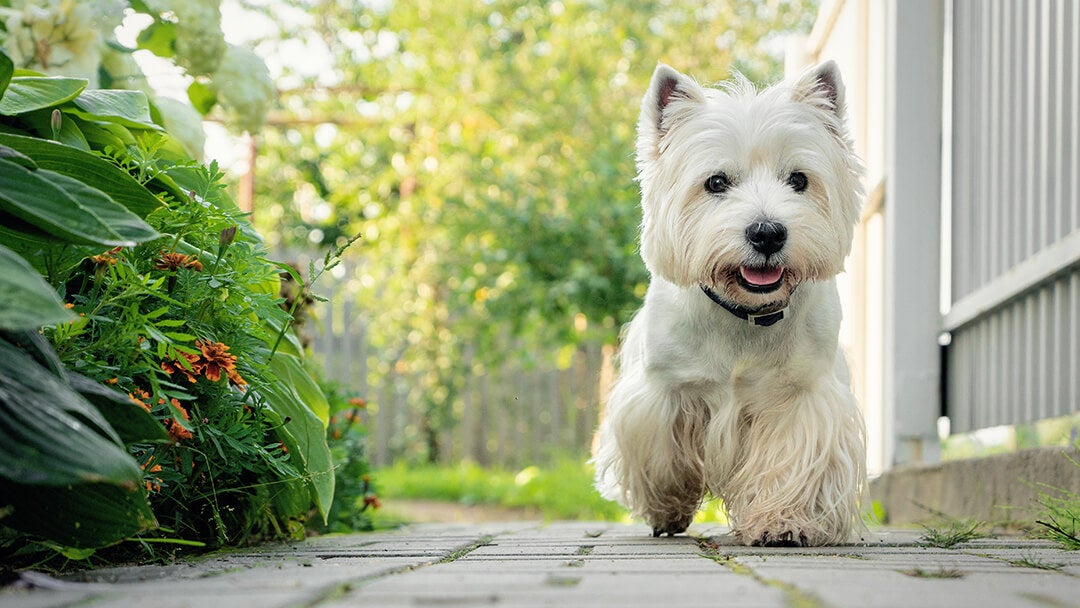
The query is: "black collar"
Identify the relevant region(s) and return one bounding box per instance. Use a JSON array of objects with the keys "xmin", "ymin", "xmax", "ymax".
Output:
[{"xmin": 700, "ymin": 284, "xmax": 787, "ymax": 327}]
